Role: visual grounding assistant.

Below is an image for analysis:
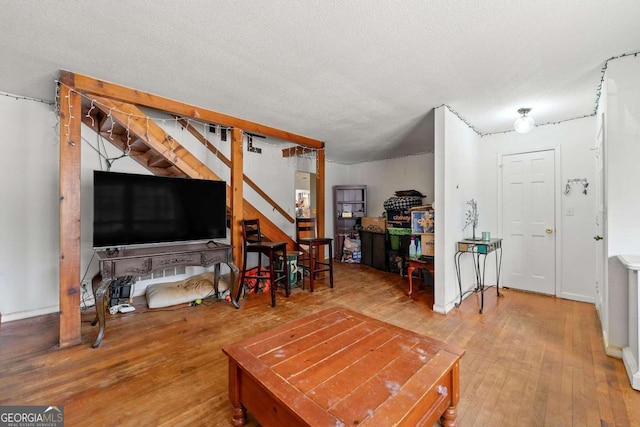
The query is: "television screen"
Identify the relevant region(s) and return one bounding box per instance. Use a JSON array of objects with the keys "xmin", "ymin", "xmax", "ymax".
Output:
[{"xmin": 93, "ymin": 171, "xmax": 227, "ymax": 249}]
